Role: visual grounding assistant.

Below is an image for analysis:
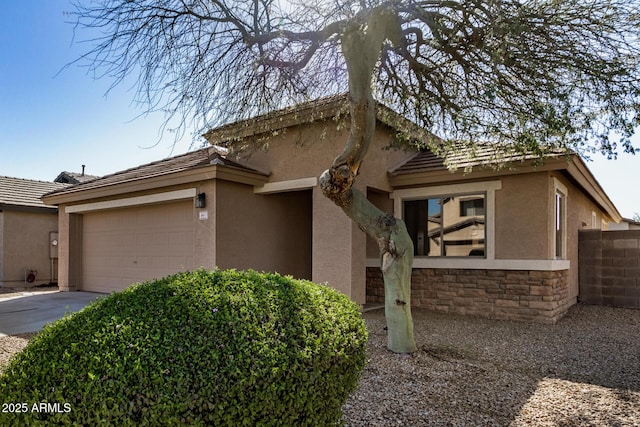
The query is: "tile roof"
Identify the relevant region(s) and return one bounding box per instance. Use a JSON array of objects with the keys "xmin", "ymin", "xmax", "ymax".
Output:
[
  {"xmin": 0, "ymin": 176, "xmax": 68, "ymax": 210},
  {"xmin": 204, "ymin": 93, "xmax": 438, "ymax": 148},
  {"xmin": 204, "ymin": 94, "xmax": 350, "ymax": 144},
  {"xmin": 54, "ymin": 171, "xmax": 101, "ymax": 185},
  {"xmin": 44, "ymin": 147, "xmax": 267, "ymax": 197},
  {"xmin": 390, "ymin": 145, "xmax": 567, "ymax": 176}
]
